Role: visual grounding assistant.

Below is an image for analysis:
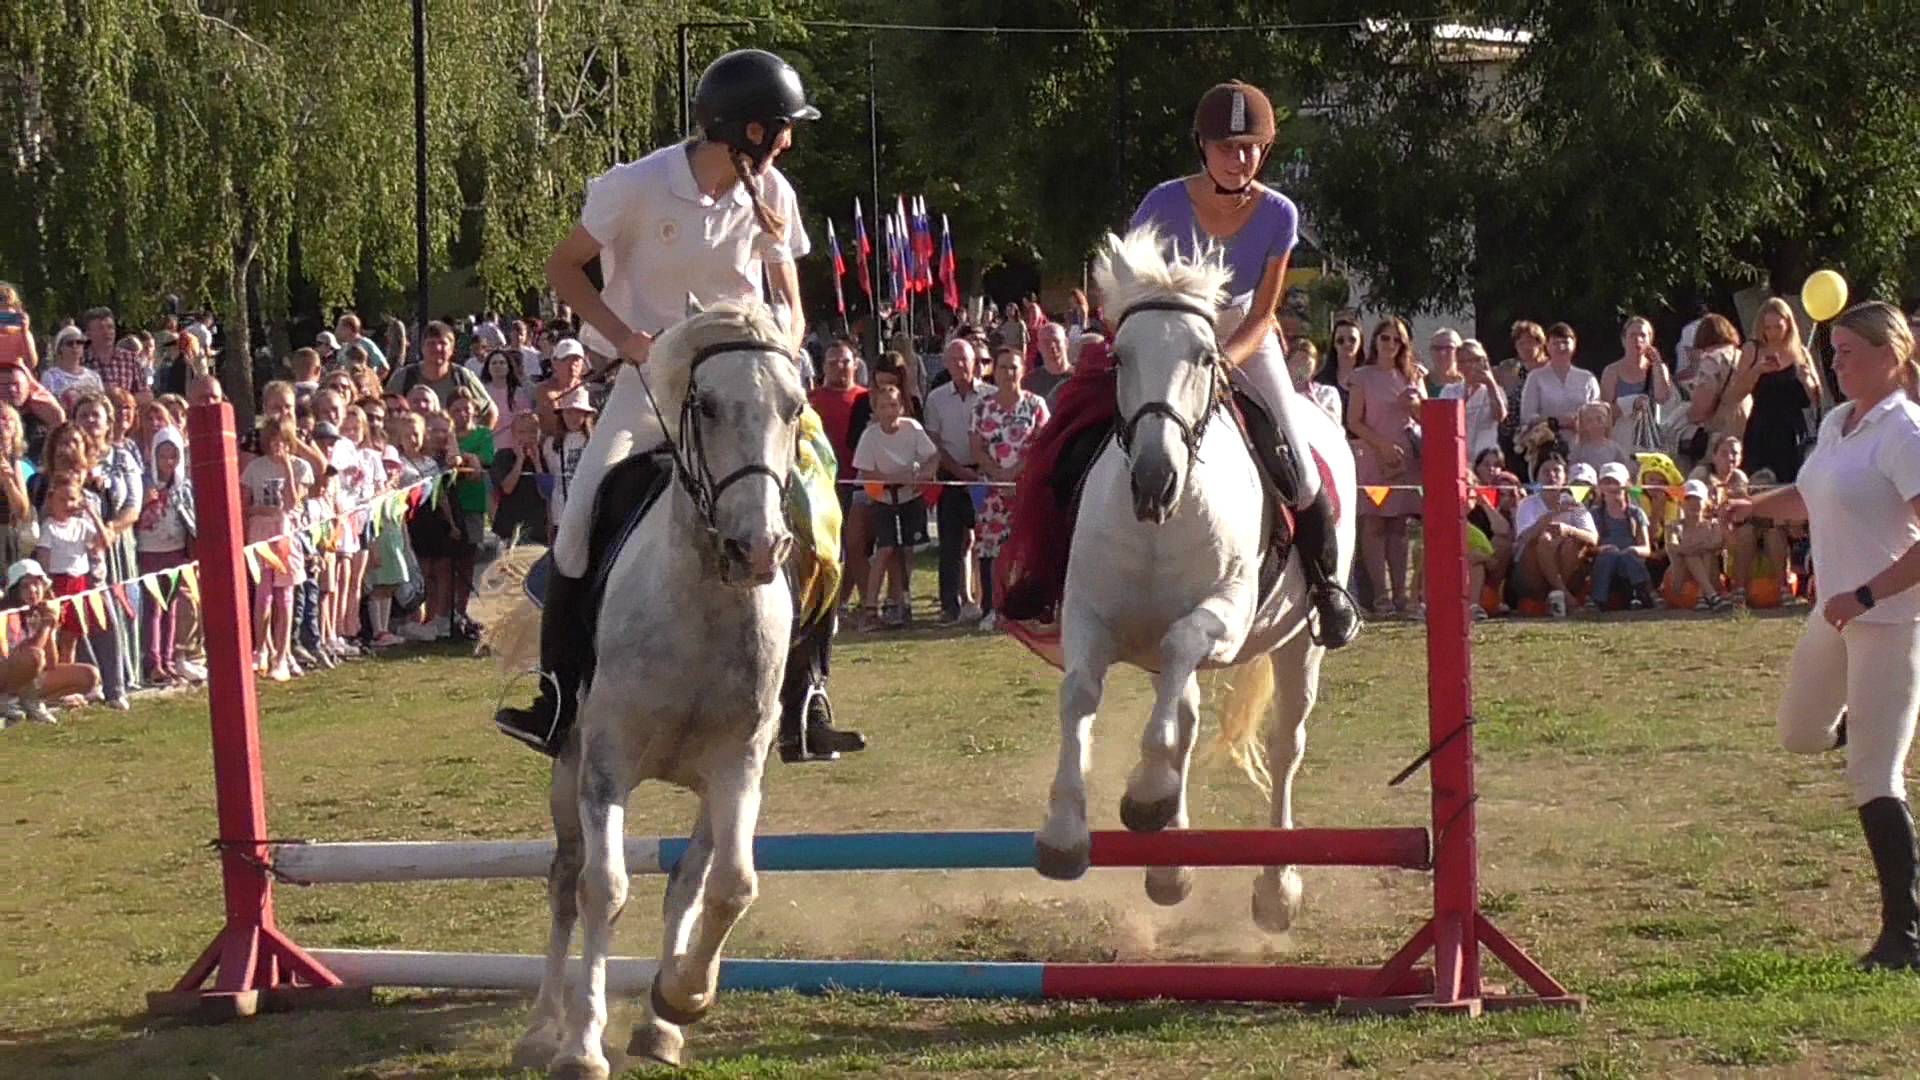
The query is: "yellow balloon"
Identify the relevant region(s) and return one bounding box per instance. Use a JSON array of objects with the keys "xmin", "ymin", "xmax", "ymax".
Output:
[{"xmin": 1801, "ymin": 269, "xmax": 1849, "ymax": 322}]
